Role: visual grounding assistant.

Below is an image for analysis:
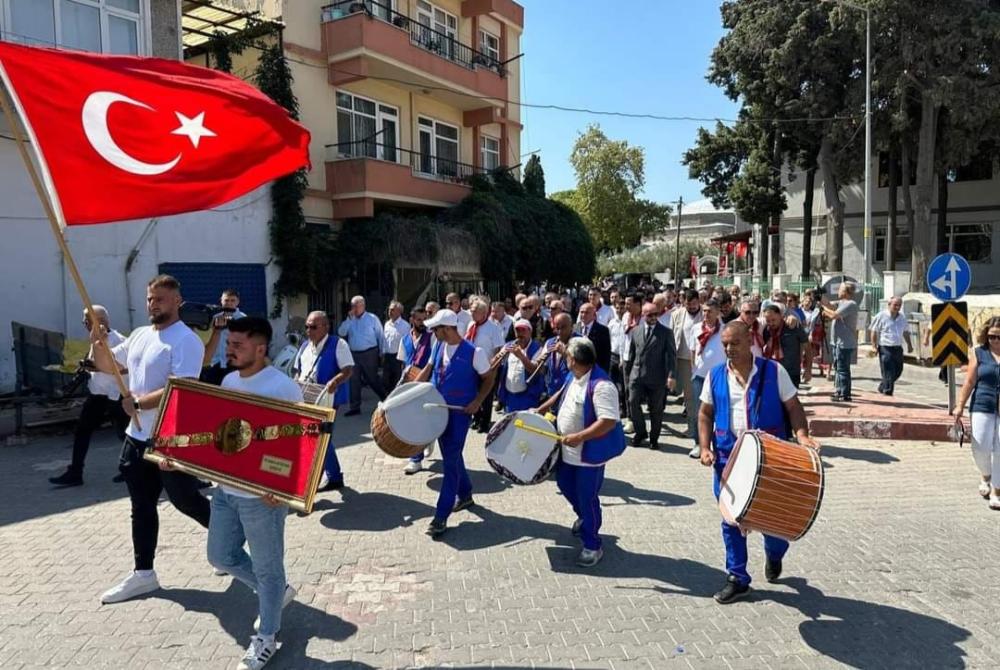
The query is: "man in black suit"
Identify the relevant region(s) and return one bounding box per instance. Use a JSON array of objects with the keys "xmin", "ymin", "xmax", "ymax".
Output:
[
  {"xmin": 625, "ymin": 301, "xmax": 676, "ymax": 450},
  {"xmin": 578, "ymin": 302, "xmax": 612, "ymax": 372}
]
